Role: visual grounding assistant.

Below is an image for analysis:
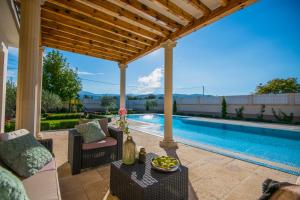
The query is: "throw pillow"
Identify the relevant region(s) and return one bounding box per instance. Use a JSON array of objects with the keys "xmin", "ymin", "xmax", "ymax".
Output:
[
  {"xmin": 0, "ymin": 129, "xmax": 30, "ymax": 141},
  {"xmin": 0, "ymin": 133, "xmax": 53, "ymax": 177},
  {"xmin": 0, "ymin": 166, "xmax": 29, "ymax": 200},
  {"xmin": 75, "ymin": 120, "xmax": 106, "ymax": 143},
  {"xmin": 98, "ymin": 118, "xmax": 110, "ymax": 137}
]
